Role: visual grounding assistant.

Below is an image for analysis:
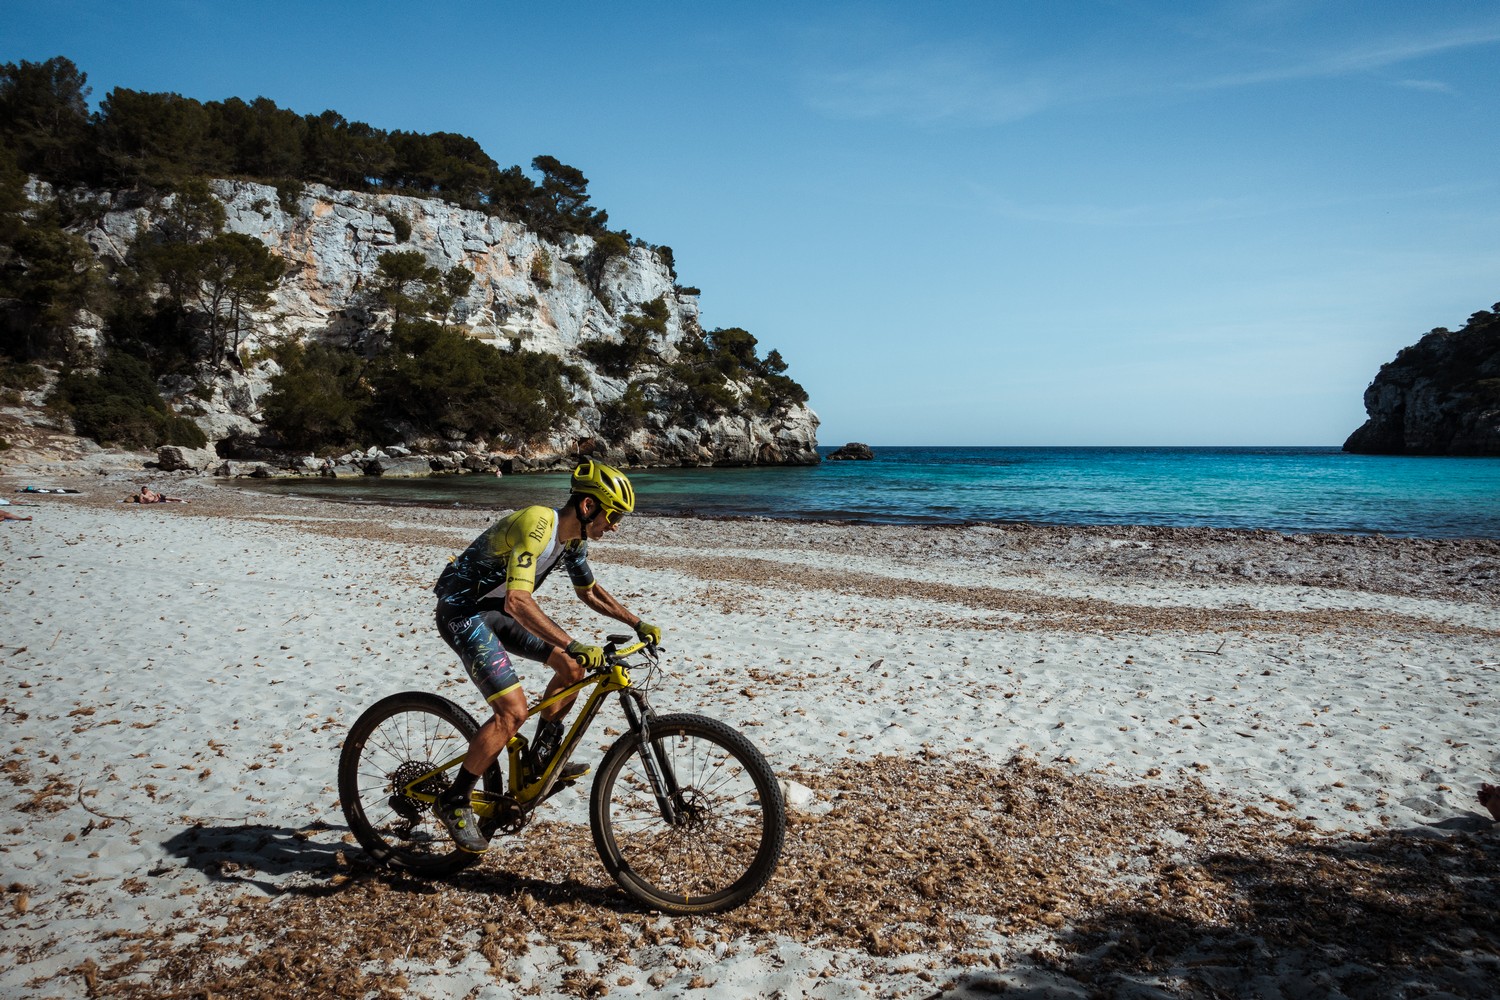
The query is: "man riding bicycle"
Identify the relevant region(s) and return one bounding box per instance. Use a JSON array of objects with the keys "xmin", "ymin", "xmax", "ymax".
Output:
[{"xmin": 431, "ymin": 460, "xmax": 660, "ymax": 853}]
